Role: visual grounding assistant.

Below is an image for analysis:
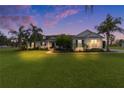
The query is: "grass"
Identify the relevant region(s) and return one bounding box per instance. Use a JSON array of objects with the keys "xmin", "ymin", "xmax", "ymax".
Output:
[{"xmin": 0, "ymin": 48, "xmax": 124, "ymax": 88}]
